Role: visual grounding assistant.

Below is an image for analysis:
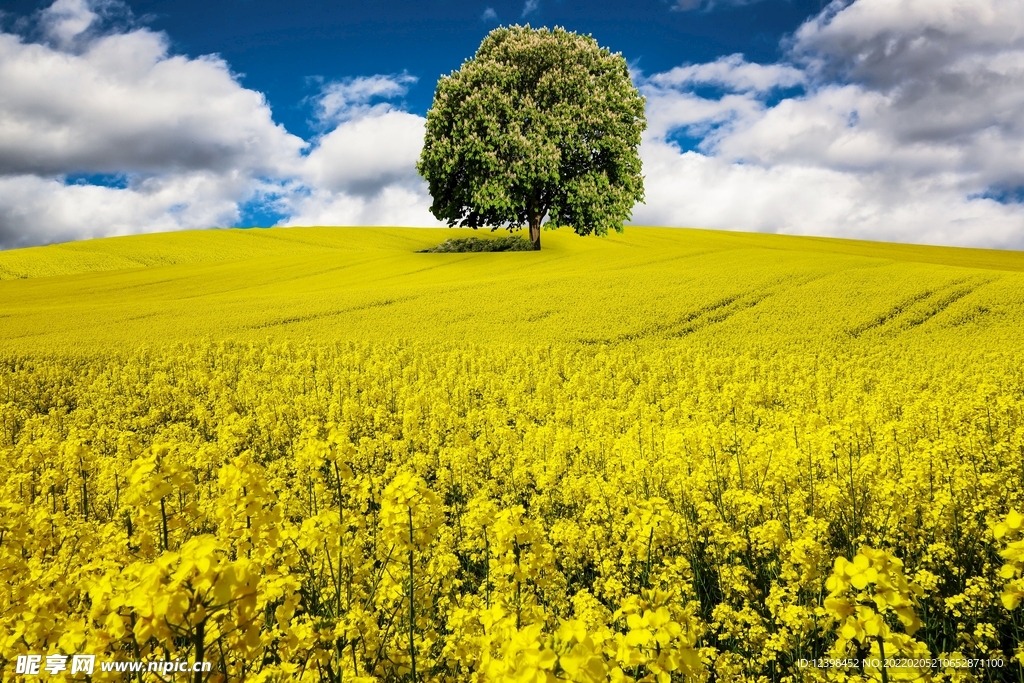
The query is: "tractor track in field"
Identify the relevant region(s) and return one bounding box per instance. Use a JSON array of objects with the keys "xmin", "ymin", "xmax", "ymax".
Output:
[
  {"xmin": 245, "ymin": 295, "xmax": 421, "ymax": 330},
  {"xmin": 847, "ymin": 277, "xmax": 993, "ymax": 337},
  {"xmin": 578, "ymin": 290, "xmax": 770, "ymax": 345},
  {"xmin": 579, "ymin": 270, "xmax": 845, "ymax": 345}
]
